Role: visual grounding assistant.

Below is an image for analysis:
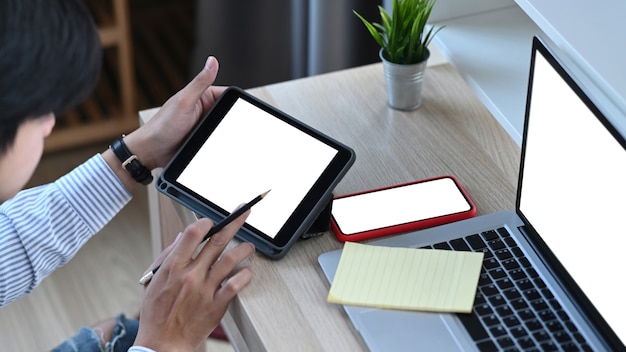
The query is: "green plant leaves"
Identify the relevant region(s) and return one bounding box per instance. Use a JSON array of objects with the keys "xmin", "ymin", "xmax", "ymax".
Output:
[
  {"xmin": 354, "ymin": 0, "xmax": 444, "ymax": 64},
  {"xmin": 353, "ymin": 10, "xmax": 385, "ymax": 49}
]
